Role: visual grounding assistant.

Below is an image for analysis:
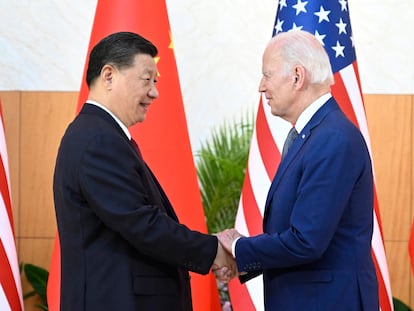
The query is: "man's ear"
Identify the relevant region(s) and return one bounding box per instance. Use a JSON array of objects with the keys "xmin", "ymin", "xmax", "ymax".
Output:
[
  {"xmin": 101, "ymin": 65, "xmax": 114, "ymax": 90},
  {"xmin": 293, "ymin": 65, "xmax": 305, "ymax": 87}
]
